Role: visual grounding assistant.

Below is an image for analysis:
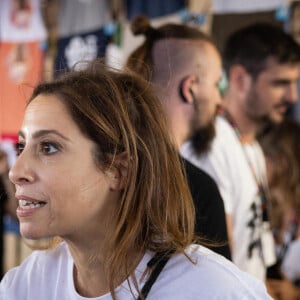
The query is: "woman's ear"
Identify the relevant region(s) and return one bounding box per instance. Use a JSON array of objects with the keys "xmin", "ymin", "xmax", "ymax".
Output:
[{"xmin": 108, "ymin": 152, "xmax": 129, "ymax": 191}]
